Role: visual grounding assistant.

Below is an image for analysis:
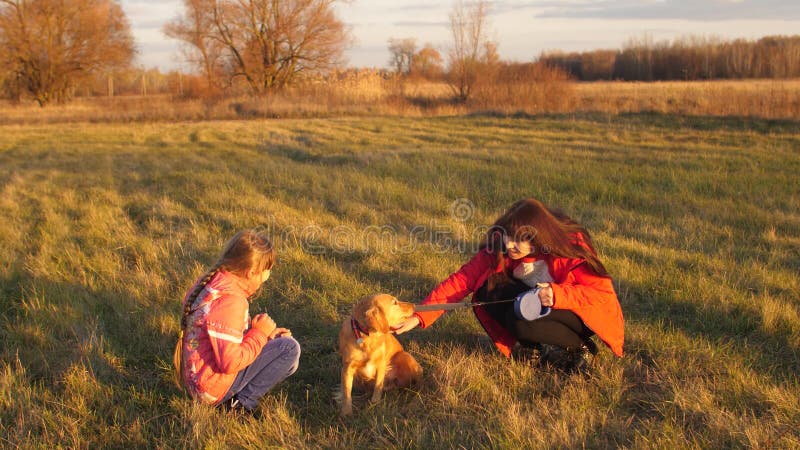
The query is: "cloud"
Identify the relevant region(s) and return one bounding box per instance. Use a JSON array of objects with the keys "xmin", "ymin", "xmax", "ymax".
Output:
[
  {"xmin": 139, "ymin": 41, "xmax": 178, "ymax": 52},
  {"xmin": 524, "ymin": 0, "xmax": 800, "ymax": 21},
  {"xmin": 387, "ymin": 3, "xmax": 442, "ymax": 13},
  {"xmin": 392, "ymin": 20, "xmax": 449, "ymax": 27},
  {"xmin": 133, "ymin": 19, "xmax": 168, "ymax": 31},
  {"xmin": 490, "ymin": 0, "xmax": 560, "ymax": 15}
]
